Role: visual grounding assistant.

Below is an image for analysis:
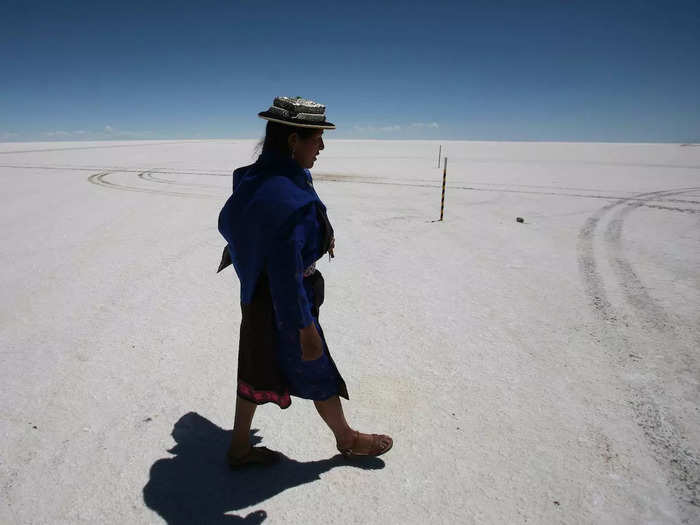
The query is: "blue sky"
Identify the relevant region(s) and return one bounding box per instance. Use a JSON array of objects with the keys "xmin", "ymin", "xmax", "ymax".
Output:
[{"xmin": 1, "ymin": 1, "xmax": 698, "ymax": 142}]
